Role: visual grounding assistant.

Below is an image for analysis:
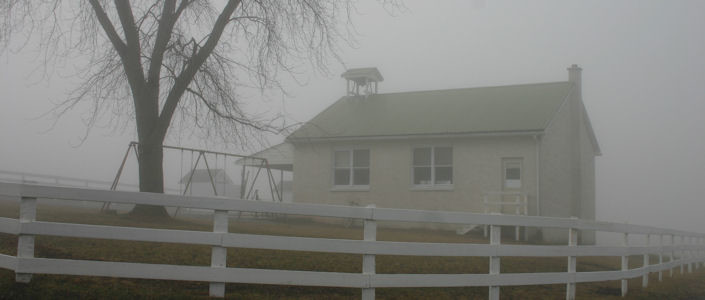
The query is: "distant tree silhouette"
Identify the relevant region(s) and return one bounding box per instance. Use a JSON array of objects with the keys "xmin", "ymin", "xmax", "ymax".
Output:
[{"xmin": 1, "ymin": 1, "xmax": 395, "ymax": 216}]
